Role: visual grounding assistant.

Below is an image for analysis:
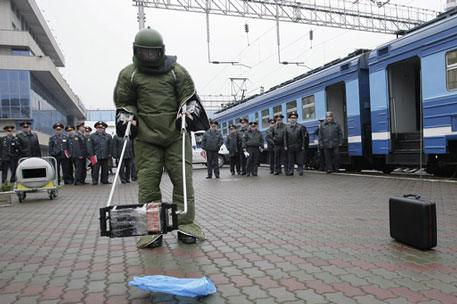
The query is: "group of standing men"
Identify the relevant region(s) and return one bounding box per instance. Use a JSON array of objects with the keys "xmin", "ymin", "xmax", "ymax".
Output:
[
  {"xmin": 0, "ymin": 120, "xmax": 137, "ymax": 186},
  {"xmin": 201, "ymin": 110, "xmax": 344, "ymax": 178}
]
